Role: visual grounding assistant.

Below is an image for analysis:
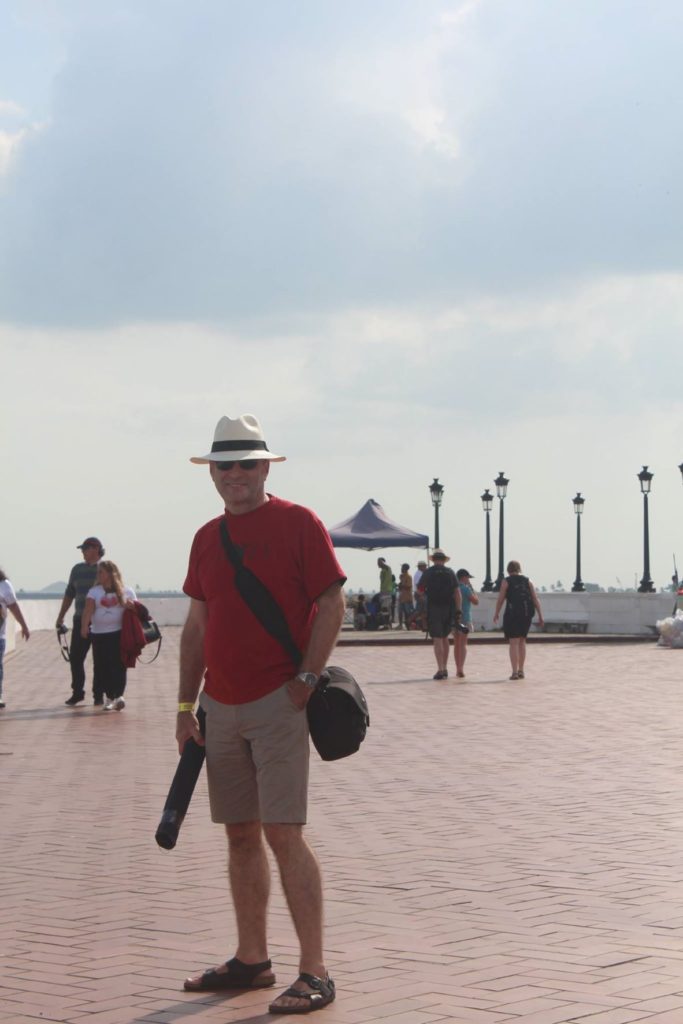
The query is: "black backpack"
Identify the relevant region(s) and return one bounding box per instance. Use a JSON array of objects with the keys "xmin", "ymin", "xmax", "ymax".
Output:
[
  {"xmin": 424, "ymin": 565, "xmax": 456, "ymax": 605},
  {"xmin": 507, "ymin": 575, "xmax": 533, "ymax": 618}
]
